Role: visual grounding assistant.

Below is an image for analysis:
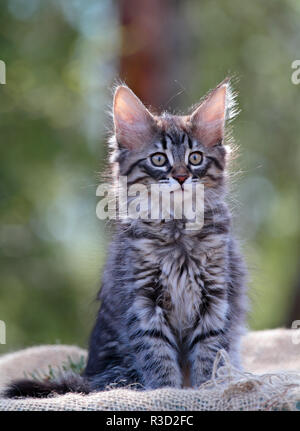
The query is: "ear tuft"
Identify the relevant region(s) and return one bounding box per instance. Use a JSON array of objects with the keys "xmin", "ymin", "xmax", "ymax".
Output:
[
  {"xmin": 189, "ymin": 79, "xmax": 237, "ymax": 147},
  {"xmin": 223, "ymin": 78, "xmax": 239, "ymax": 122},
  {"xmin": 113, "ymin": 86, "xmax": 156, "ymax": 150}
]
